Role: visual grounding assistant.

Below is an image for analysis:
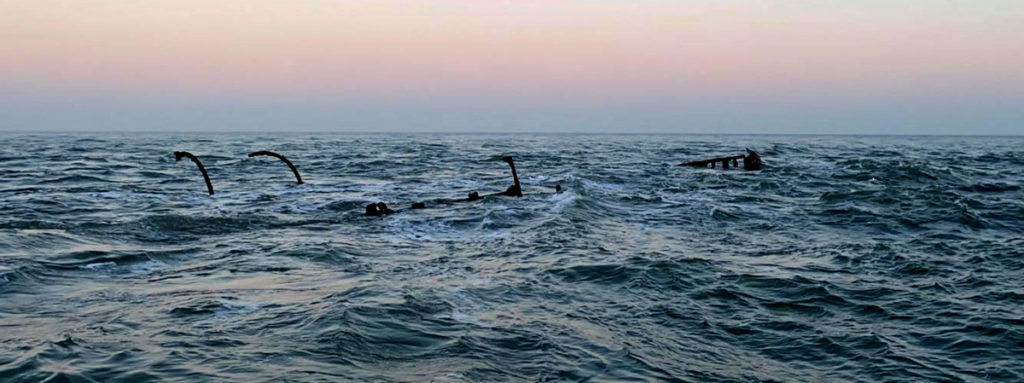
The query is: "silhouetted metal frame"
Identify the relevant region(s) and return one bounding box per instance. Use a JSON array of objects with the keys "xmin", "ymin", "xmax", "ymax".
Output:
[
  {"xmin": 174, "ymin": 151, "xmax": 214, "ymax": 195},
  {"xmin": 411, "ymin": 156, "xmax": 526, "ymax": 207},
  {"xmin": 679, "ymin": 149, "xmax": 762, "ymax": 171},
  {"xmin": 248, "ymin": 151, "xmax": 303, "ymax": 184}
]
